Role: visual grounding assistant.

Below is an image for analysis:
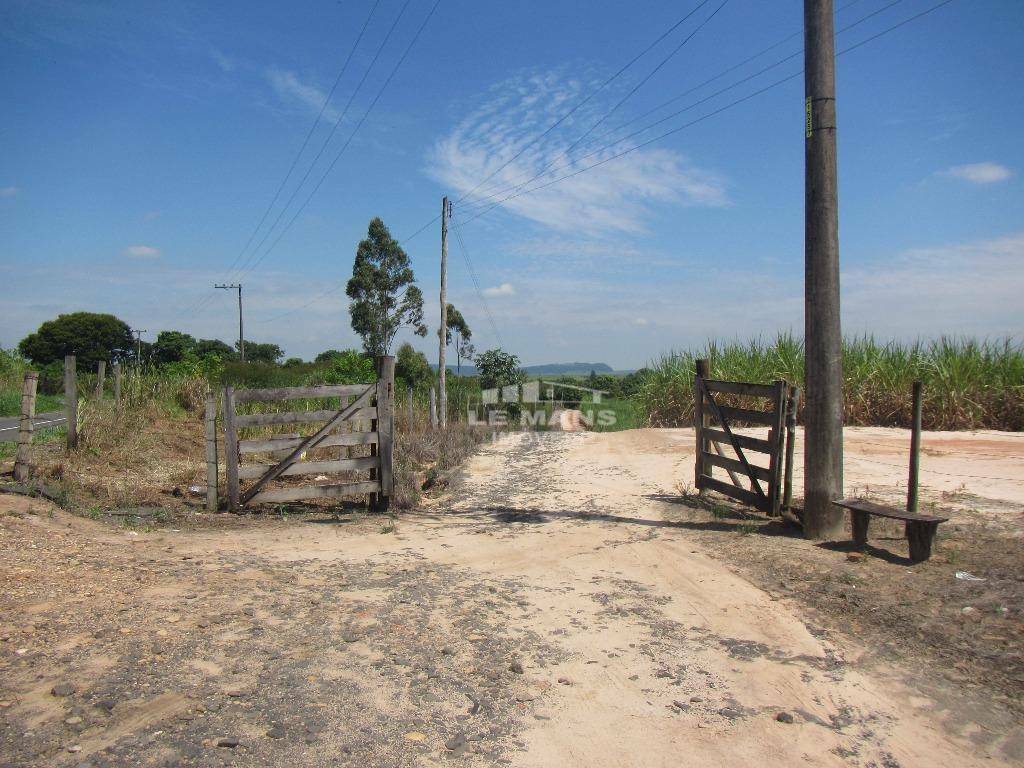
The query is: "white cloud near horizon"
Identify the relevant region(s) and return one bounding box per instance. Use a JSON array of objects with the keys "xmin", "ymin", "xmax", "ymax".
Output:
[
  {"xmin": 0, "ymin": 186, "xmax": 19, "ymax": 197},
  {"xmin": 941, "ymin": 162, "xmax": 1013, "ymax": 184},
  {"xmin": 482, "ymin": 282, "xmax": 515, "ymax": 297},
  {"xmin": 427, "ymin": 71, "xmax": 728, "ymax": 234},
  {"xmin": 123, "ymin": 244, "xmax": 160, "ymax": 258},
  {"xmin": 265, "ymin": 68, "xmax": 340, "ymax": 122}
]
